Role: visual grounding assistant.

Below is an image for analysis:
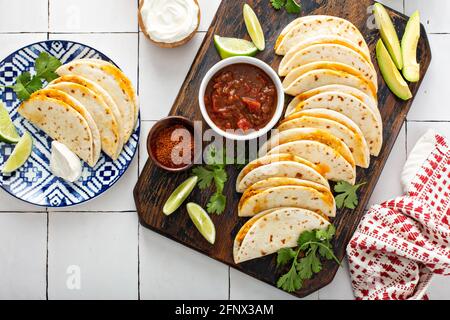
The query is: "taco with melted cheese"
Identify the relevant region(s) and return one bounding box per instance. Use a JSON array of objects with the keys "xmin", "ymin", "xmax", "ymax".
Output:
[
  {"xmin": 260, "ymin": 128, "xmax": 356, "ymax": 184},
  {"xmin": 56, "ymin": 59, "xmax": 138, "ymax": 142},
  {"xmin": 236, "ymin": 153, "xmax": 329, "ymax": 193},
  {"xmin": 275, "ymin": 15, "xmax": 370, "ymax": 57},
  {"xmin": 233, "ymin": 207, "xmax": 330, "ymax": 263},
  {"xmin": 278, "ymin": 109, "xmax": 370, "ymax": 168},
  {"xmin": 18, "ymin": 89, "xmax": 101, "ymax": 167},
  {"xmin": 285, "ymin": 91, "xmax": 383, "ymax": 156},
  {"xmin": 238, "ymin": 177, "xmax": 336, "ymax": 218}
]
